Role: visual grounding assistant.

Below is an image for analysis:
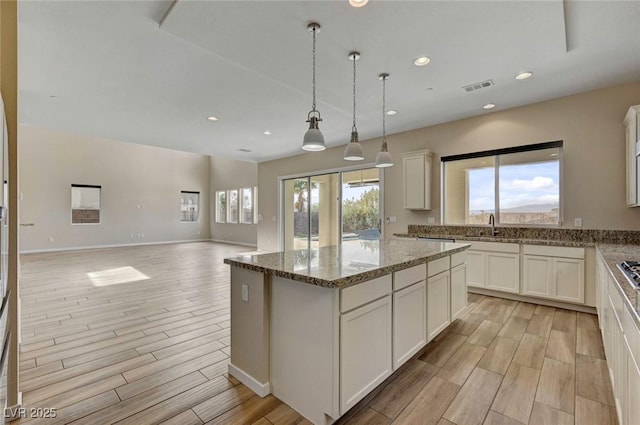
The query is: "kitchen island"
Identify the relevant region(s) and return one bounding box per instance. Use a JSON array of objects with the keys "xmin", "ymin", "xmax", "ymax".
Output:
[{"xmin": 224, "ymin": 239, "xmax": 469, "ymax": 425}]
